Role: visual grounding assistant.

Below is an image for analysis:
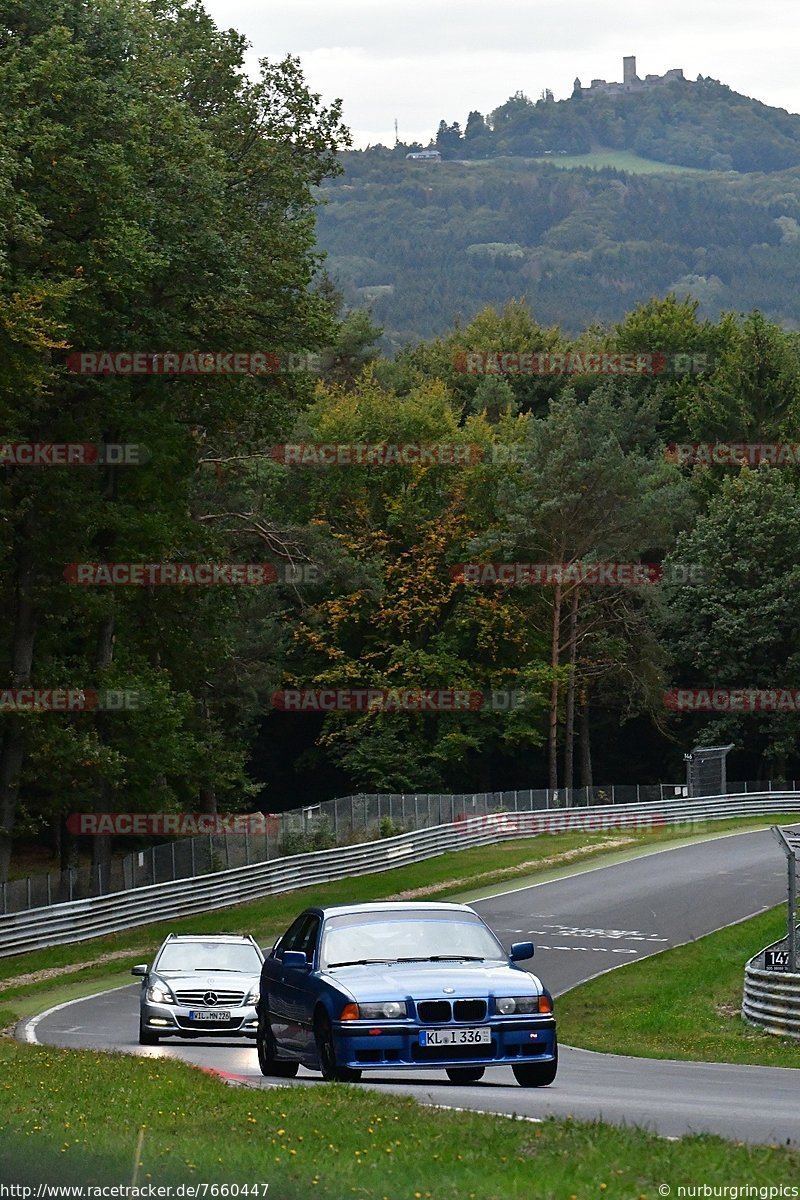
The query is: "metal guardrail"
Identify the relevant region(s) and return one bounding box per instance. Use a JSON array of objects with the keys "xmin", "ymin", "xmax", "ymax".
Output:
[
  {"xmin": 742, "ymin": 932, "xmax": 800, "ymax": 1040},
  {"xmin": 1, "ymin": 791, "xmax": 799, "ymax": 959},
  {"xmin": 5, "ymin": 777, "xmax": 797, "ymax": 916},
  {"xmin": 4, "ymin": 780, "xmax": 696, "ymax": 915}
]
